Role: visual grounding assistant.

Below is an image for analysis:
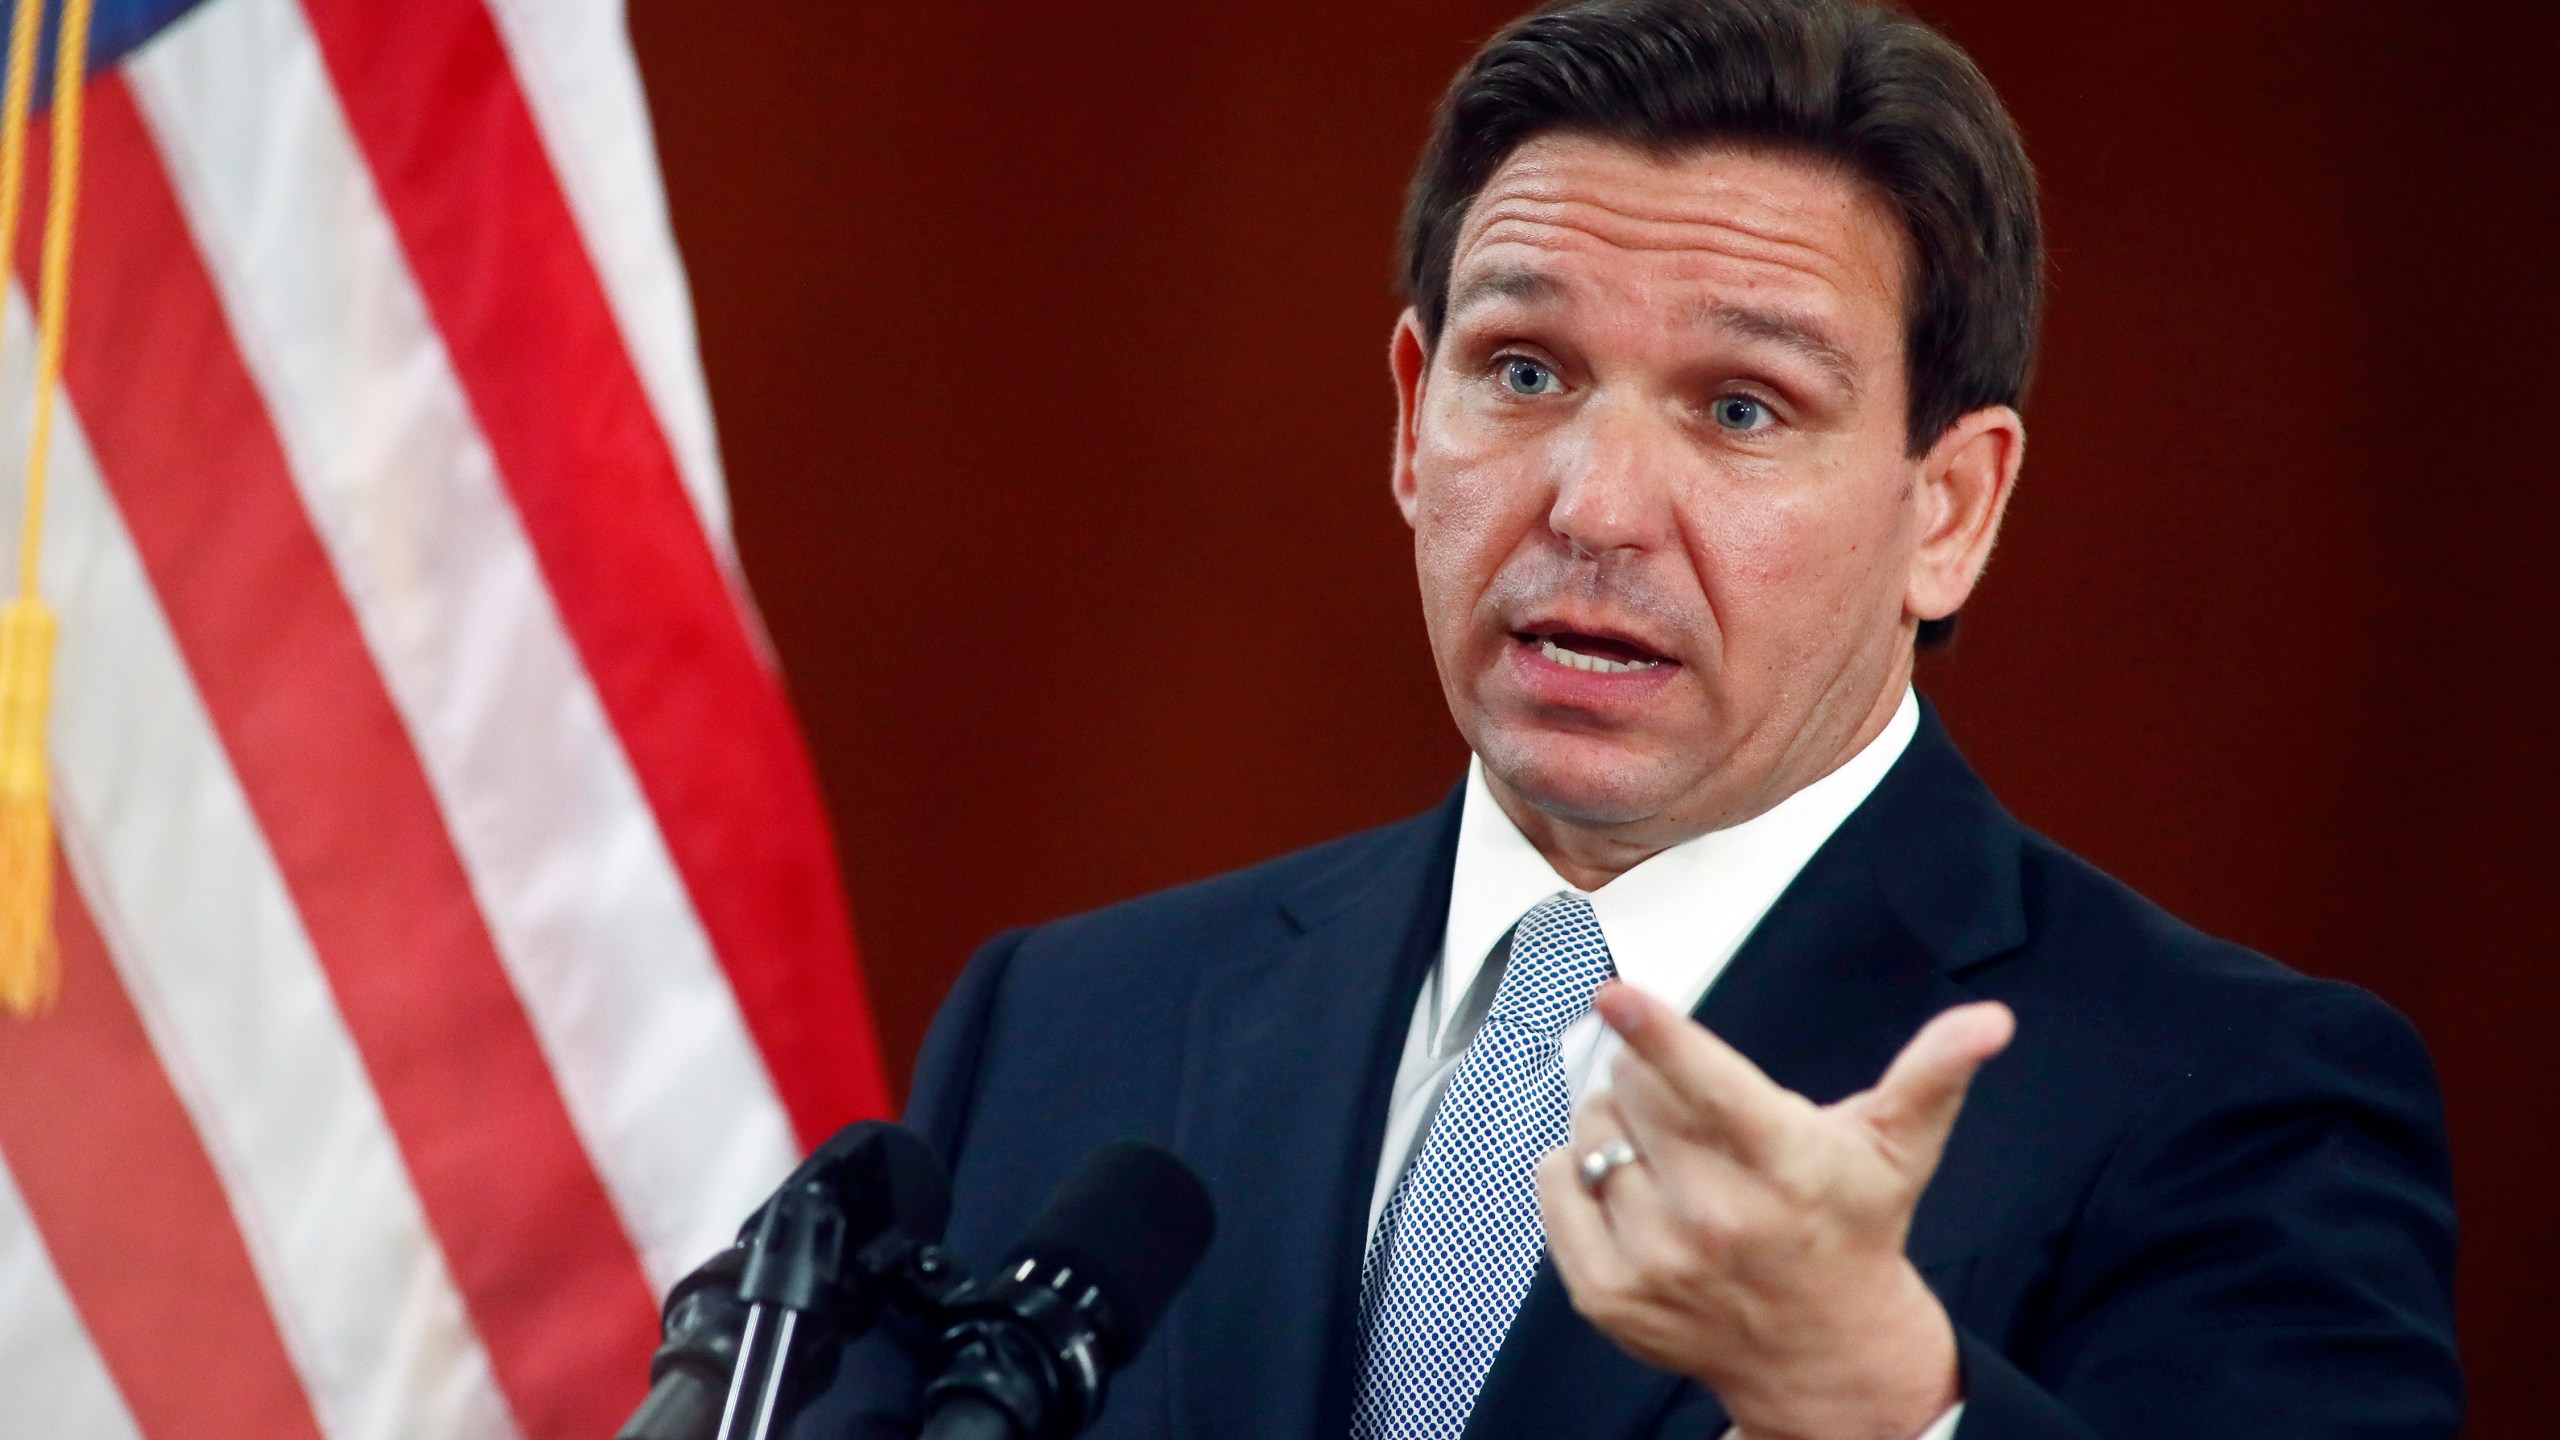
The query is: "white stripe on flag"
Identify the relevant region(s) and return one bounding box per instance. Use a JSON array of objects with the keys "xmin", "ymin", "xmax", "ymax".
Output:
[
  {"xmin": 480, "ymin": 0, "xmax": 737, "ymax": 561},
  {"xmin": 0, "ymin": 1154, "xmax": 146, "ymax": 1440},
  {"xmin": 10, "ymin": 292, "xmax": 520, "ymax": 1440},
  {"xmin": 126, "ymin": 0, "xmax": 798, "ymax": 1293}
]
